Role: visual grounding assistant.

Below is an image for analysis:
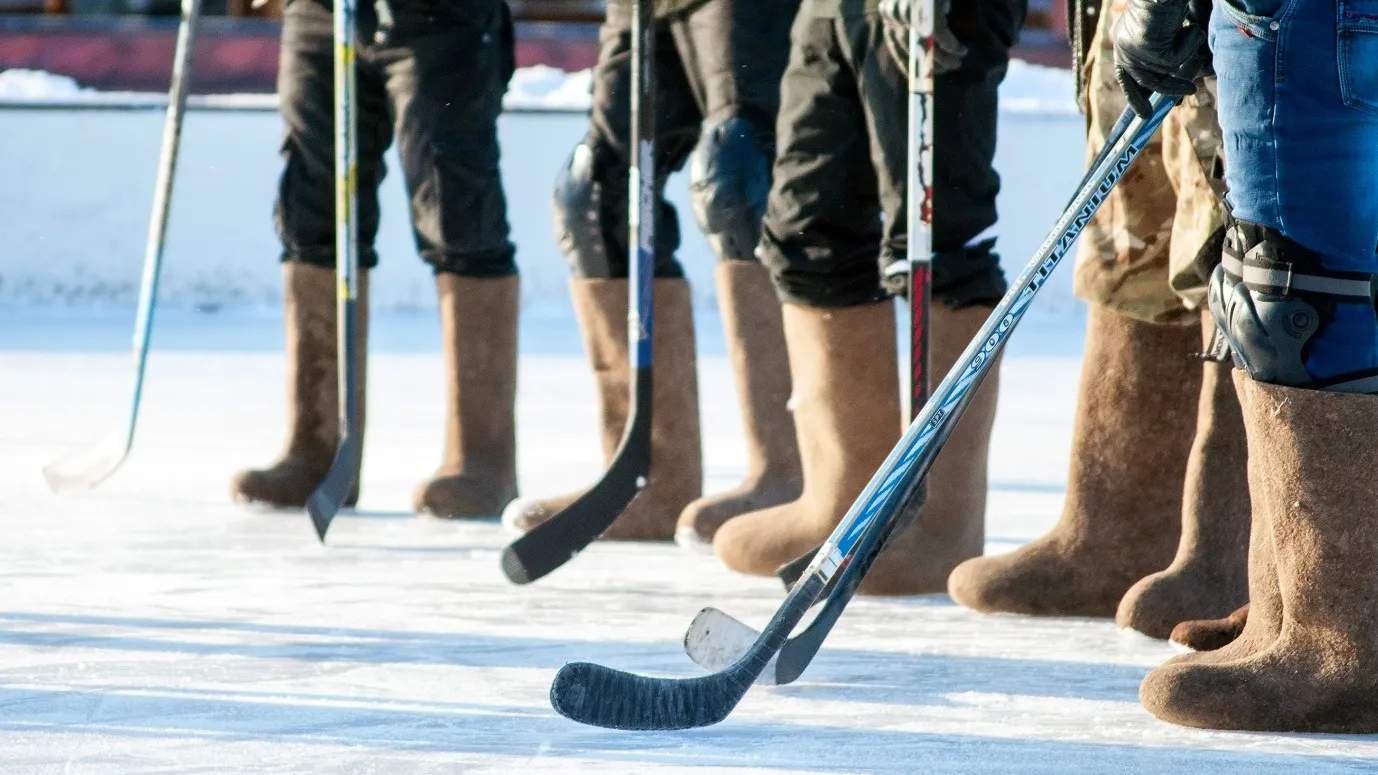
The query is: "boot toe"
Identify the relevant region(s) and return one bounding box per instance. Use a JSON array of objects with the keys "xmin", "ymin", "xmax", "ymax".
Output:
[
  {"xmin": 947, "ymin": 542, "xmax": 1120, "ymax": 617},
  {"xmin": 712, "ymin": 506, "xmax": 818, "ymax": 577},
  {"xmin": 1115, "ymin": 573, "xmax": 1188, "ymax": 640},
  {"xmin": 501, "ymin": 493, "xmax": 579, "ymax": 534},
  {"xmin": 231, "ymin": 464, "xmax": 319, "ymax": 509},
  {"xmin": 414, "ymin": 474, "xmax": 516, "ymax": 519}
]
